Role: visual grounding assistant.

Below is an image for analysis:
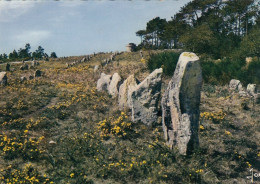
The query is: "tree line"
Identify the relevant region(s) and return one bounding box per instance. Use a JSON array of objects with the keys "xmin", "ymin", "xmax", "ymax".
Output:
[
  {"xmin": 0, "ymin": 43, "xmax": 57, "ymax": 63},
  {"xmin": 136, "ymin": 0, "xmax": 260, "ymax": 59}
]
